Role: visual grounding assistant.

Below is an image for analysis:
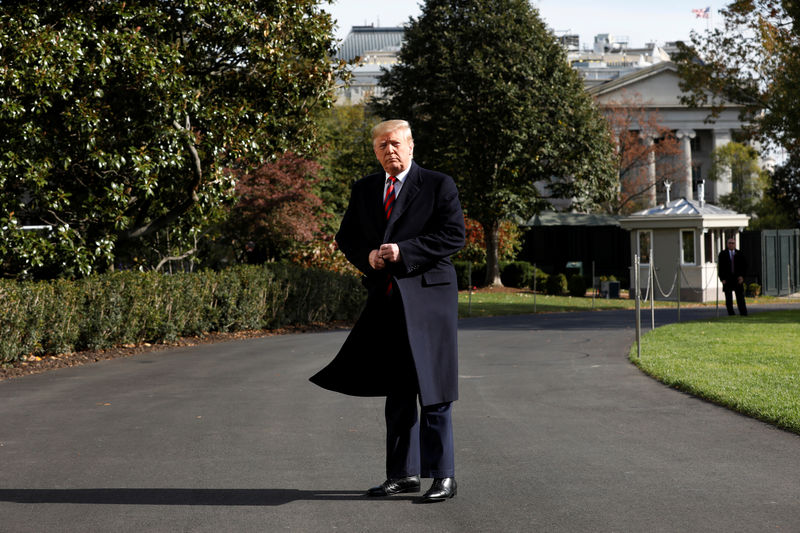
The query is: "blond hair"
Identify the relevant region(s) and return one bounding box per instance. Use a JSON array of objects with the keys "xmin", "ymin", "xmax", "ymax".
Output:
[{"xmin": 371, "ymin": 119, "xmax": 413, "ymax": 142}]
